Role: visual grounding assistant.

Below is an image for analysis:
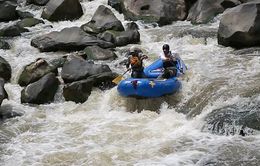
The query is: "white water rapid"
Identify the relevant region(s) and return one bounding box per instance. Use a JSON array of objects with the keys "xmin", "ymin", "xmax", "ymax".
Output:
[{"xmin": 0, "ymin": 0, "xmax": 260, "ymax": 165}]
